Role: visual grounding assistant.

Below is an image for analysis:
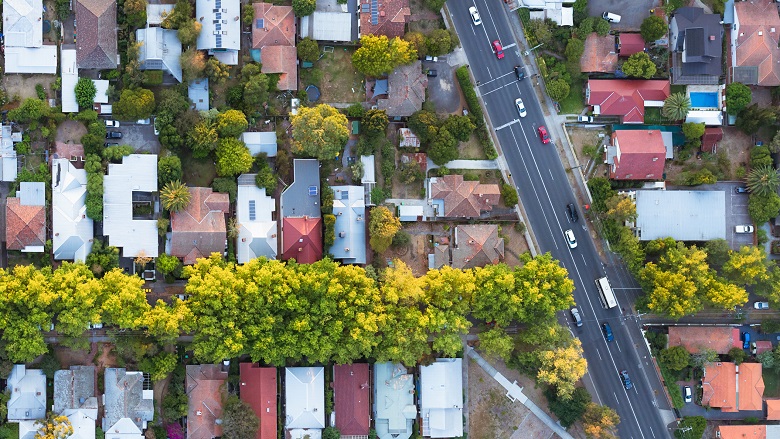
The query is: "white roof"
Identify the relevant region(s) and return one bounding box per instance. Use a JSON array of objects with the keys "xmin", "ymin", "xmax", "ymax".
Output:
[
  {"xmin": 61, "ymin": 49, "xmax": 79, "ymax": 113},
  {"xmin": 19, "ymin": 421, "xmax": 38, "ymax": 439},
  {"xmin": 419, "ymin": 359, "xmax": 463, "ymax": 439},
  {"xmin": 240, "ymin": 132, "xmax": 277, "ymax": 157},
  {"xmin": 299, "ymin": 12, "xmax": 352, "ymax": 42},
  {"xmin": 104, "ymin": 418, "xmax": 143, "ymax": 439},
  {"xmin": 685, "ymin": 110, "xmax": 724, "ymax": 126},
  {"xmin": 146, "ymin": 4, "xmax": 174, "ymax": 26},
  {"xmin": 285, "ymin": 367, "xmax": 325, "ymax": 430},
  {"xmin": 63, "ymin": 408, "xmax": 98, "ymax": 439},
  {"xmin": 189, "ymin": 78, "xmax": 210, "ymax": 111},
  {"xmin": 196, "ymin": 0, "xmax": 240, "ymax": 64},
  {"xmin": 6, "ymin": 365, "xmax": 46, "ymax": 422},
  {"xmin": 635, "ymin": 190, "xmax": 726, "ymax": 241},
  {"xmin": 136, "ymin": 27, "xmax": 183, "ymax": 82},
  {"xmin": 93, "ymin": 80, "xmax": 110, "ymax": 104},
  {"xmin": 398, "ymin": 205, "xmax": 424, "ymax": 221},
  {"xmin": 237, "ymin": 176, "xmax": 277, "ymax": 263},
  {"xmin": 5, "ymin": 45, "xmax": 57, "ymax": 74},
  {"xmin": 52, "ymin": 159, "xmax": 94, "ymax": 262},
  {"xmin": 329, "ymin": 186, "xmax": 366, "ymax": 264},
  {"xmin": 0, "ymin": 125, "xmax": 19, "ymax": 182},
  {"xmin": 360, "ymin": 155, "xmax": 375, "ymax": 184},
  {"xmin": 103, "ymin": 155, "xmax": 159, "ymax": 257},
  {"xmin": 4, "ymin": 0, "xmax": 43, "ymax": 47}
]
